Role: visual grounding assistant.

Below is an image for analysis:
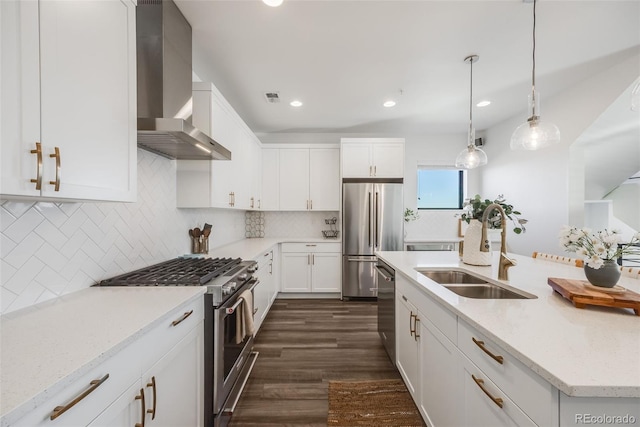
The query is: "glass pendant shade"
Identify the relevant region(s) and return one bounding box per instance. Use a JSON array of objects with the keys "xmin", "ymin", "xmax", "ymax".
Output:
[
  {"xmin": 262, "ymin": 0, "xmax": 283, "ymax": 6},
  {"xmin": 455, "ymin": 127, "xmax": 487, "ymax": 169},
  {"xmin": 510, "ymin": 91, "xmax": 560, "ymax": 150}
]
